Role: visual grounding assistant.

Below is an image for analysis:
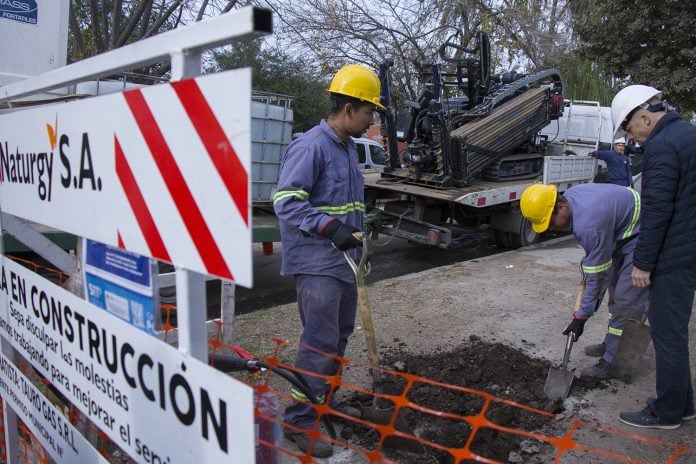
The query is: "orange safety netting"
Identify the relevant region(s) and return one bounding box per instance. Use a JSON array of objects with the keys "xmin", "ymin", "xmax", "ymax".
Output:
[
  {"xmin": 1, "ymin": 256, "xmax": 694, "ymax": 464},
  {"xmin": 208, "ymin": 326, "xmax": 696, "ymax": 464}
]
